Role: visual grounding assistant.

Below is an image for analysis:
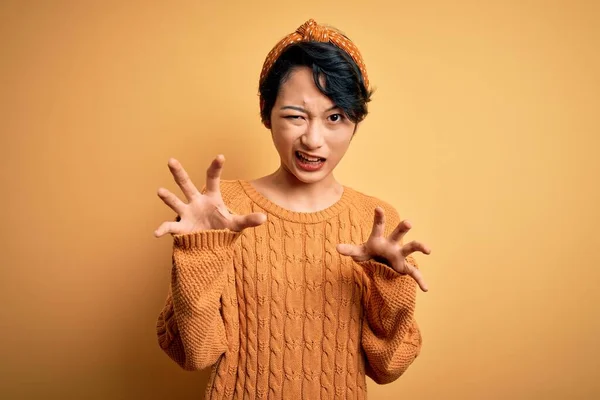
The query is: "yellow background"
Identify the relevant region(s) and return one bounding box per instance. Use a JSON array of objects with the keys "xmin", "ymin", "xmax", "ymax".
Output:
[{"xmin": 1, "ymin": 1, "xmax": 598, "ymax": 399}]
